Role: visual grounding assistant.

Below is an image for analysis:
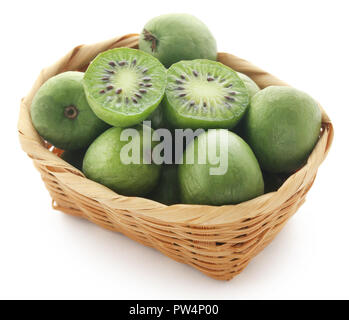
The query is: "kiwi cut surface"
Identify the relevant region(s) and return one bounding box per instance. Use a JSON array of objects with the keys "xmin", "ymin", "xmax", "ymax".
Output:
[
  {"xmin": 164, "ymin": 60, "xmax": 249, "ymax": 129},
  {"xmin": 83, "ymin": 48, "xmax": 167, "ymax": 127}
]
